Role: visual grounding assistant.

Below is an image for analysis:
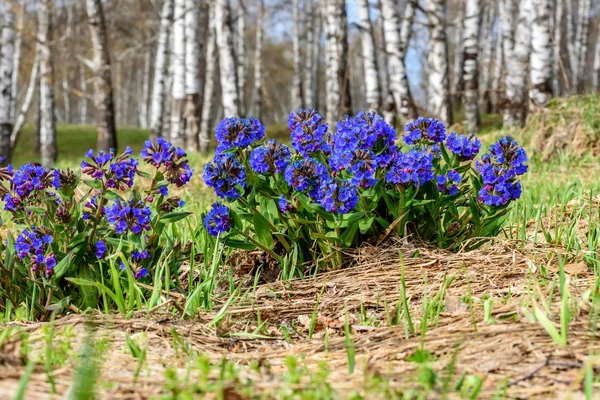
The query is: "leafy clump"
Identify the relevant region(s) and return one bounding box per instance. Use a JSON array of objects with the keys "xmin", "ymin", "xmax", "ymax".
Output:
[{"xmin": 201, "ymin": 110, "xmax": 528, "ymax": 273}]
